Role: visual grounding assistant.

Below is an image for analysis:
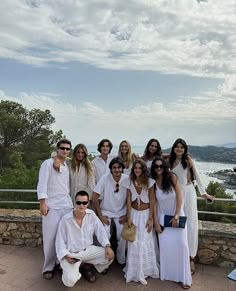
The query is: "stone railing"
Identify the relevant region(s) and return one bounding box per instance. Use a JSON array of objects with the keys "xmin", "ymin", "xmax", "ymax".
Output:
[{"xmin": 0, "ymin": 209, "xmax": 235, "ymax": 267}]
